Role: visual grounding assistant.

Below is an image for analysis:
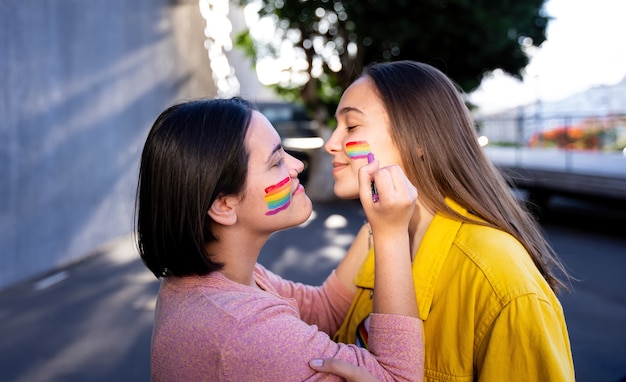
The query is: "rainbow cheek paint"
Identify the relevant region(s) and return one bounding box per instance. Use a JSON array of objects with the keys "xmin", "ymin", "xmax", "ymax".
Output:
[
  {"xmin": 264, "ymin": 177, "xmax": 291, "ymax": 215},
  {"xmin": 346, "ymin": 140, "xmax": 371, "ymax": 159}
]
